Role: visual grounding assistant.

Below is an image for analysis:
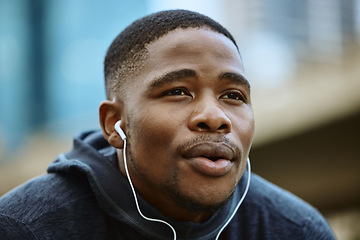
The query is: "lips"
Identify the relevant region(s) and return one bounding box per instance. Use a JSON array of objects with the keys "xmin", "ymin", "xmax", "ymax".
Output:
[
  {"xmin": 183, "ymin": 143, "xmax": 235, "ymax": 161},
  {"xmin": 182, "ymin": 142, "xmax": 236, "ymax": 177}
]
